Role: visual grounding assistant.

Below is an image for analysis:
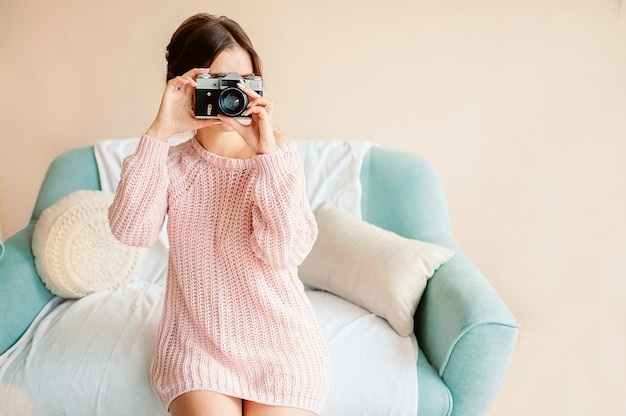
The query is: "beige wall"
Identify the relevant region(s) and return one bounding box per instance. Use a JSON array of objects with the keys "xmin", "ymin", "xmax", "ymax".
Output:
[{"xmin": 1, "ymin": 0, "xmax": 625, "ymax": 414}]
